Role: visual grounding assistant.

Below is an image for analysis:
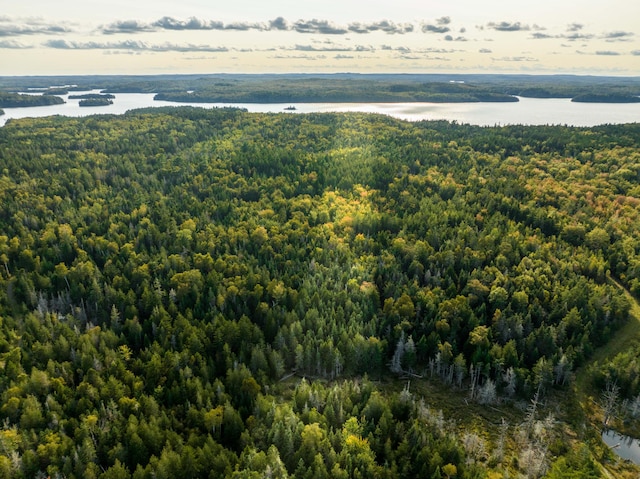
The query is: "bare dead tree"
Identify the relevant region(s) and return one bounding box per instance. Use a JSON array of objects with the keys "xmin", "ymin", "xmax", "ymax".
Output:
[{"xmin": 602, "ymin": 380, "xmax": 620, "ymax": 426}]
